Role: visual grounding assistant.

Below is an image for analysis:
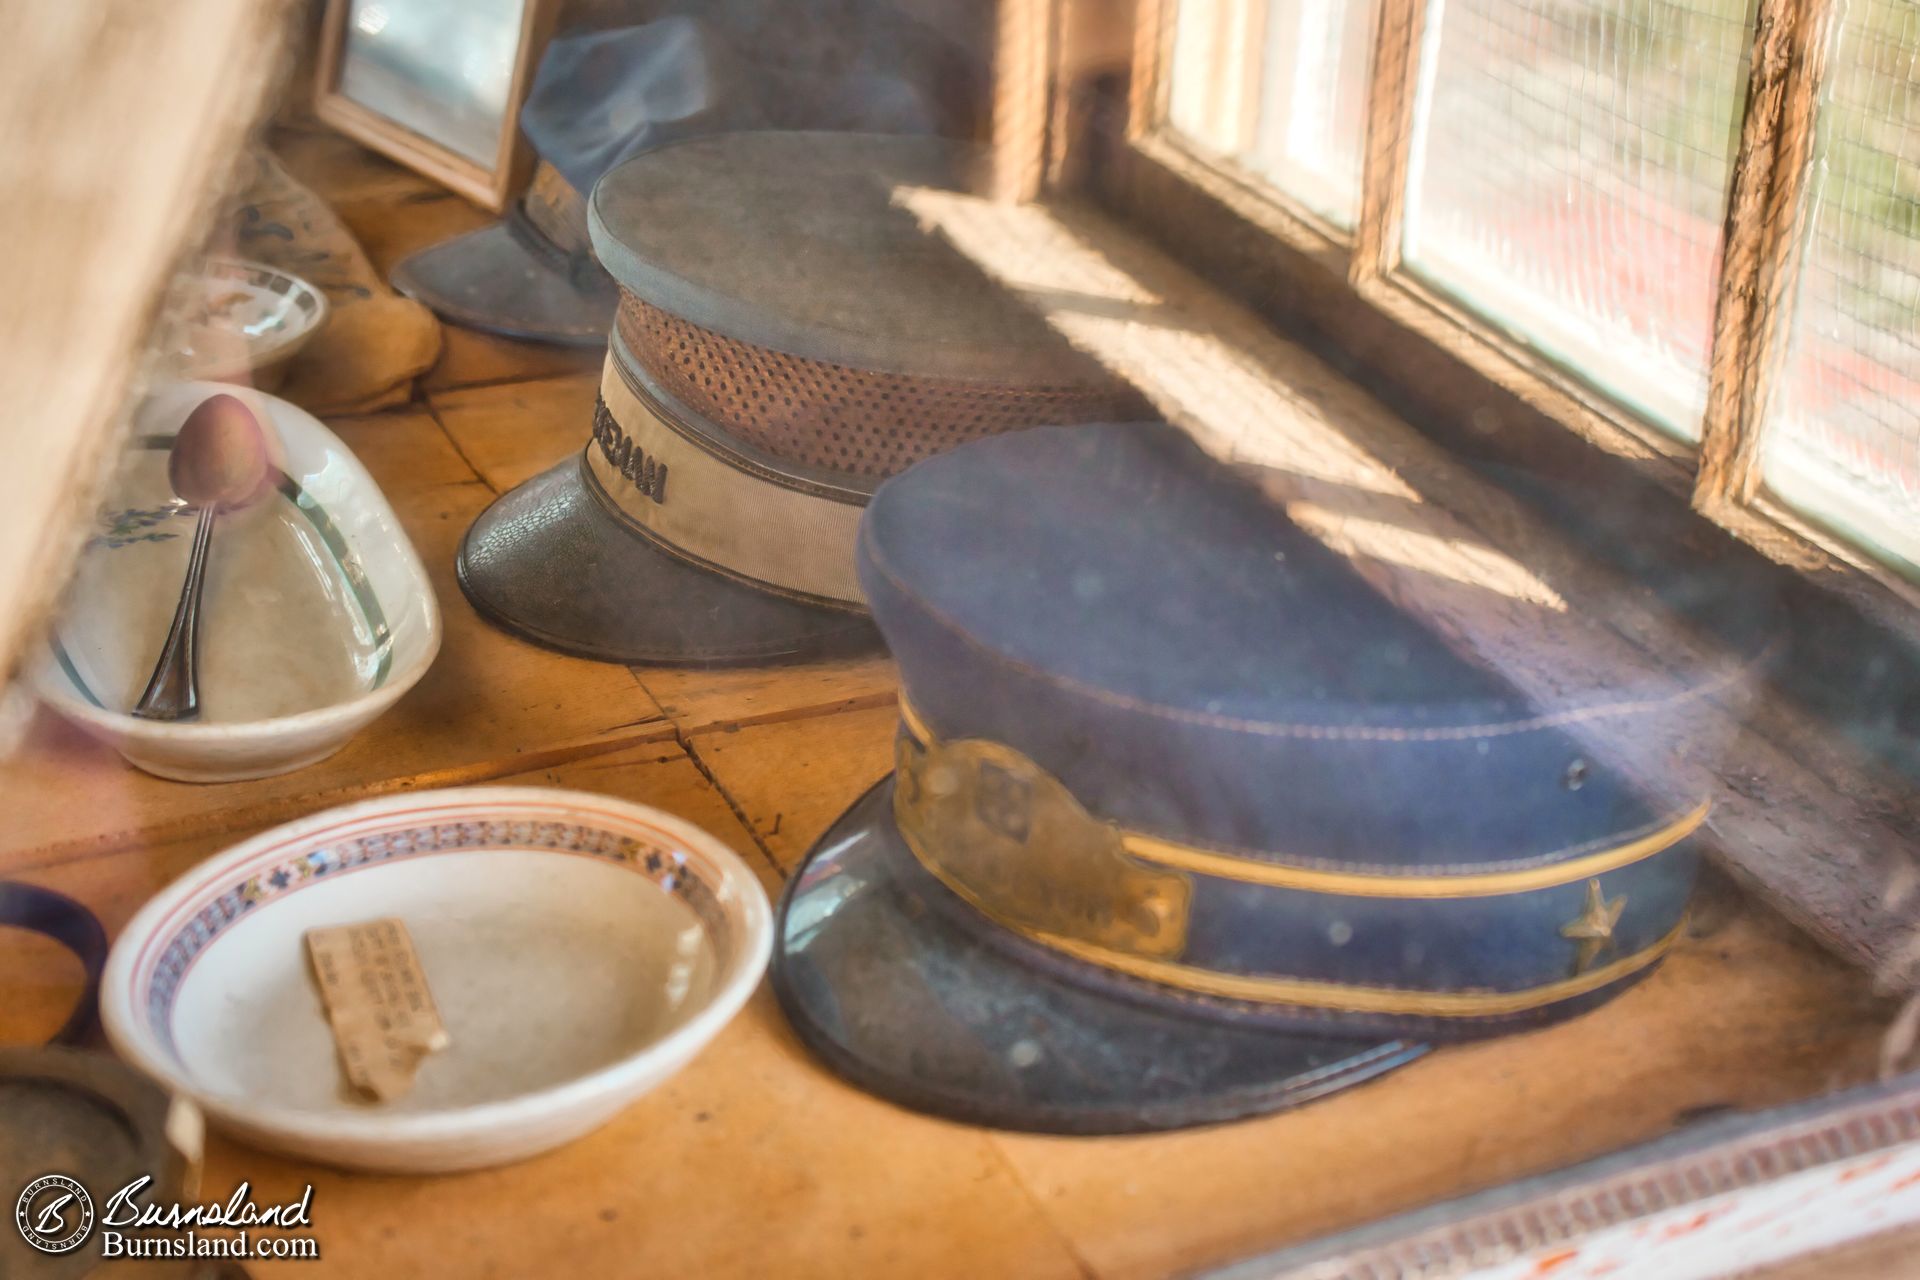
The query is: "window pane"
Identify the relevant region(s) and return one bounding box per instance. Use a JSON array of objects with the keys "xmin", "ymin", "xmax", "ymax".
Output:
[
  {"xmin": 1247, "ymin": 0, "xmax": 1378, "ymax": 225},
  {"xmin": 1165, "ymin": 0, "xmax": 1378, "ymax": 228},
  {"xmin": 1403, "ymin": 0, "xmax": 1755, "ymax": 437},
  {"xmin": 1167, "ymin": 0, "xmax": 1261, "ymax": 157},
  {"xmin": 1764, "ymin": 0, "xmax": 1920, "ymax": 577}
]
